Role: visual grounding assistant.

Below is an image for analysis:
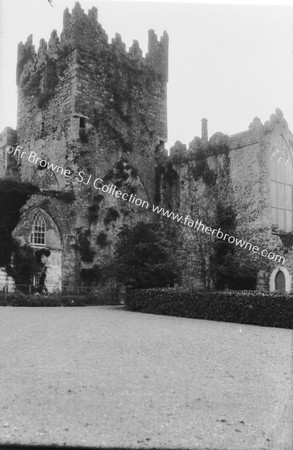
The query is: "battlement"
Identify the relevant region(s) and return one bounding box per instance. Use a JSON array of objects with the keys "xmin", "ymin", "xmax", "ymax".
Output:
[
  {"xmin": 0, "ymin": 127, "xmax": 17, "ymax": 147},
  {"xmin": 17, "ymin": 2, "xmax": 168, "ymax": 87},
  {"xmin": 147, "ymin": 30, "xmax": 169, "ymax": 82}
]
